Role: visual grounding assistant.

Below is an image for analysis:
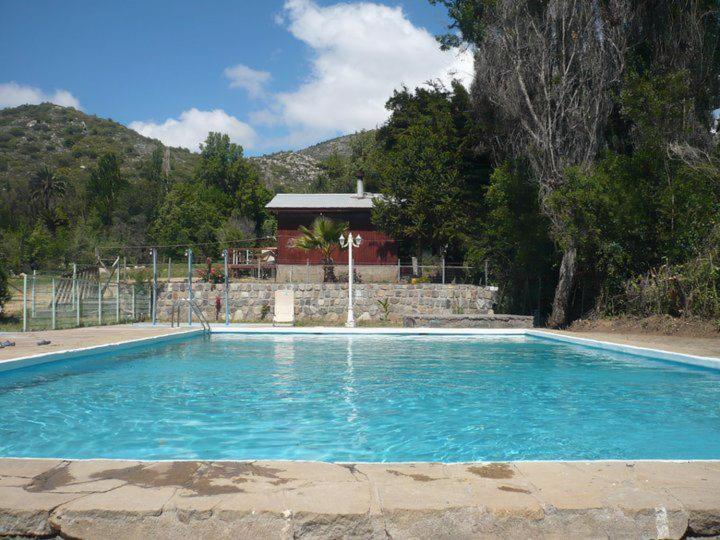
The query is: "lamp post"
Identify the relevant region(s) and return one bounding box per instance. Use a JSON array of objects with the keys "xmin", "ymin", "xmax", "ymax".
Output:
[
  {"xmin": 185, "ymin": 248, "xmax": 193, "ymax": 326},
  {"xmin": 339, "ymin": 232, "xmax": 362, "ymax": 327},
  {"xmin": 222, "ymin": 249, "xmax": 229, "ymax": 325},
  {"xmin": 151, "ymin": 248, "xmax": 157, "ymax": 325}
]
